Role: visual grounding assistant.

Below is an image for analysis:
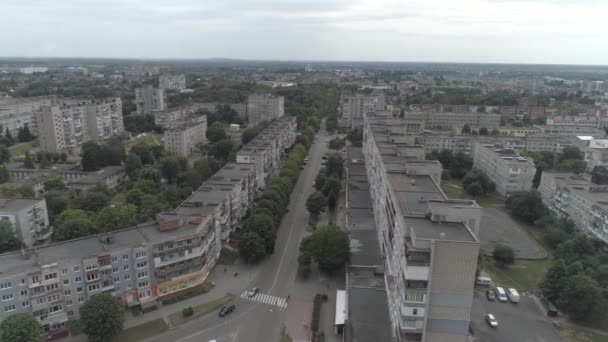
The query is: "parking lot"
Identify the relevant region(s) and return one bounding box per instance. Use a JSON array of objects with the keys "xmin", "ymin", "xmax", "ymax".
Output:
[
  {"xmin": 479, "ymin": 208, "xmax": 545, "ymax": 259},
  {"xmin": 471, "ymin": 289, "xmax": 563, "ymax": 342}
]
